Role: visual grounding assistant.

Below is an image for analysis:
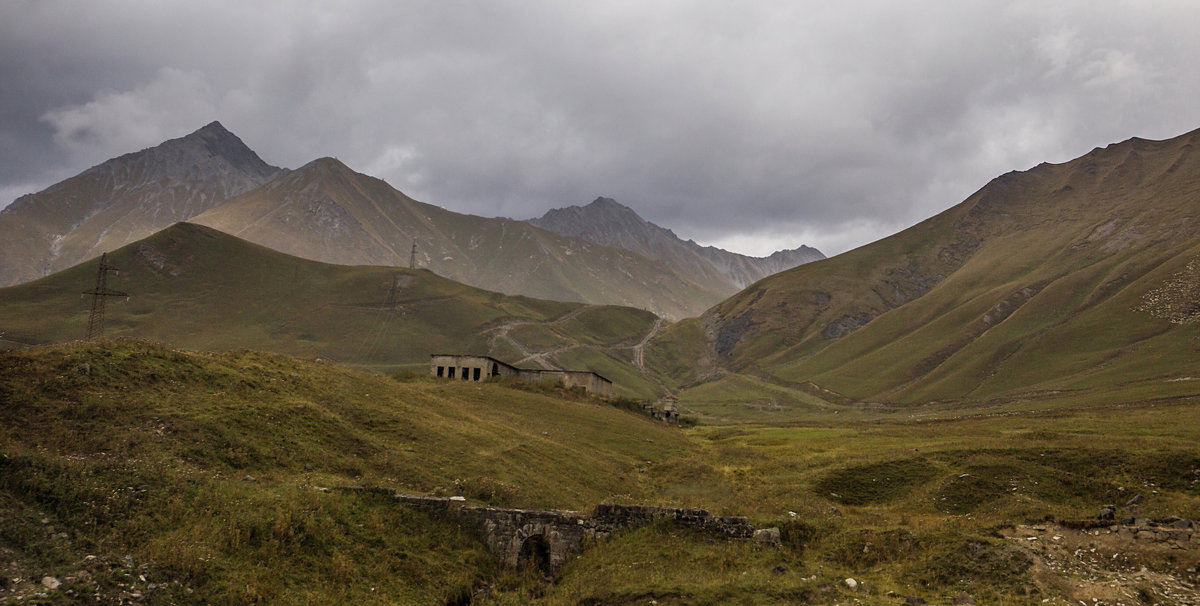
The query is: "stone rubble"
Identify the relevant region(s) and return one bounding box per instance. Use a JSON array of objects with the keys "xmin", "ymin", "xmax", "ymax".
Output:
[{"xmin": 1003, "ymin": 517, "xmax": 1200, "ymax": 605}]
